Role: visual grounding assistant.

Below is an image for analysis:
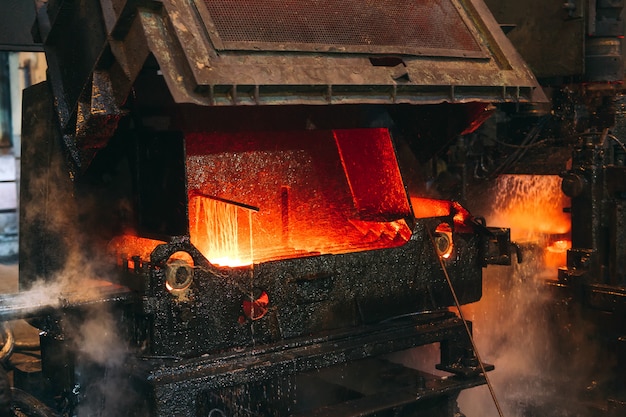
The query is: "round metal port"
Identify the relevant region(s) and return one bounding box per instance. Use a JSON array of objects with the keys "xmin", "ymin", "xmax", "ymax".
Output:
[{"xmin": 165, "ymin": 252, "xmax": 194, "ymax": 293}]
